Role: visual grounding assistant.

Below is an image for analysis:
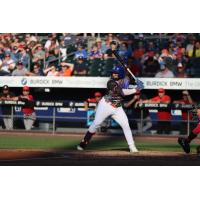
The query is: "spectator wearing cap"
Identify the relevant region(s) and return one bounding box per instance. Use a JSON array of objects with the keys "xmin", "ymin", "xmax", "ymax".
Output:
[
  {"xmin": 74, "ymin": 44, "xmax": 88, "ymax": 60},
  {"xmin": 14, "ymin": 86, "xmax": 36, "ymax": 130},
  {"xmin": 59, "ymin": 62, "xmax": 74, "ymax": 76},
  {"xmin": 175, "ymin": 63, "xmax": 188, "ymax": 78},
  {"xmin": 12, "ymin": 61, "xmax": 32, "ymax": 76},
  {"xmin": 1, "ymin": 53, "xmax": 16, "ymax": 74},
  {"xmin": 73, "ymin": 56, "xmax": 88, "ymax": 76},
  {"xmin": 124, "ymin": 90, "xmax": 152, "ymax": 134},
  {"xmin": 143, "ymin": 88, "xmax": 172, "ymax": 134},
  {"xmin": 174, "ymin": 90, "xmax": 194, "ymax": 135},
  {"xmin": 155, "ymin": 61, "xmax": 175, "ymax": 78},
  {"xmin": 0, "ymin": 85, "xmax": 15, "ymax": 130},
  {"xmin": 32, "ymin": 43, "xmax": 45, "ymax": 63}
]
